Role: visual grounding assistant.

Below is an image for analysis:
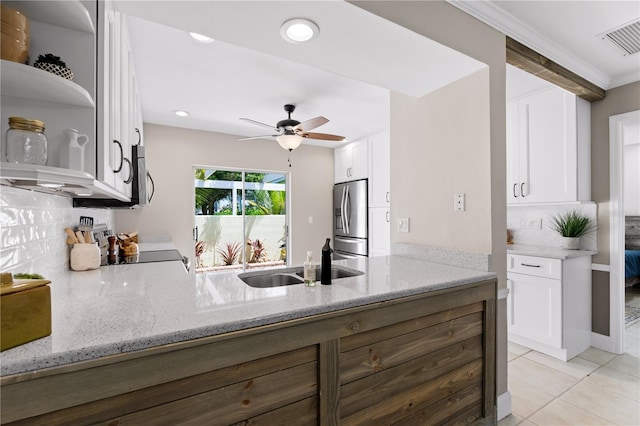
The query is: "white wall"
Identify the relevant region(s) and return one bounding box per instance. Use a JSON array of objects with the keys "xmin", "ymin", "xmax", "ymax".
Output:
[
  {"xmin": 114, "ymin": 124, "xmax": 334, "ymax": 265},
  {"xmin": 390, "ymin": 68, "xmax": 492, "ymax": 253},
  {"xmin": 349, "ymin": 0, "xmax": 509, "ymax": 405},
  {"xmin": 624, "ymin": 143, "xmax": 640, "ymax": 215}
]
